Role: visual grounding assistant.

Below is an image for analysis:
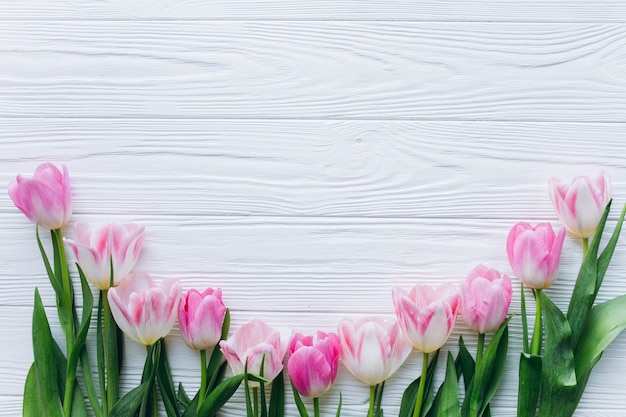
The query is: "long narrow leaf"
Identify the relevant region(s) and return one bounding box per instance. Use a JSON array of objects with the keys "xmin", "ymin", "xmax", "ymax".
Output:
[
  {"xmin": 109, "ymin": 382, "xmax": 150, "ymax": 417},
  {"xmin": 567, "ymin": 201, "xmax": 611, "ymax": 349},
  {"xmin": 23, "ymin": 363, "xmax": 45, "ymax": 417},
  {"xmin": 539, "ymin": 292, "xmax": 577, "ymax": 417},
  {"xmin": 596, "ymin": 203, "xmax": 626, "ymax": 295},
  {"xmin": 157, "ymin": 340, "xmax": 182, "ymax": 417},
  {"xmin": 517, "ymin": 353, "xmax": 541, "ymax": 417},
  {"xmin": 428, "ymin": 352, "xmax": 460, "ymax": 417},
  {"xmin": 291, "ymin": 383, "xmax": 309, "ymax": 417},
  {"xmin": 67, "ymin": 267, "xmax": 94, "ymax": 380},
  {"xmin": 335, "ymin": 393, "xmax": 342, "ymax": 417},
  {"xmin": 268, "ymin": 371, "xmax": 285, "ymax": 417},
  {"xmin": 398, "ymin": 350, "xmax": 439, "ymax": 417},
  {"xmin": 197, "ymin": 375, "xmax": 244, "ymax": 417},
  {"xmin": 456, "ymin": 336, "xmax": 475, "ymax": 391}
]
